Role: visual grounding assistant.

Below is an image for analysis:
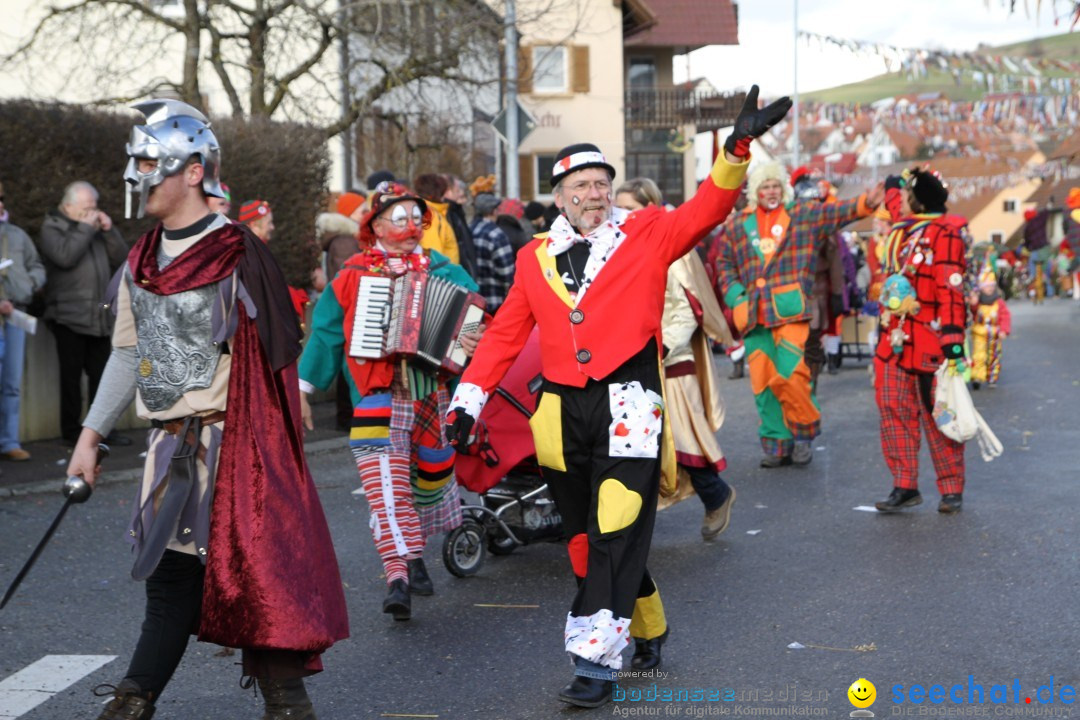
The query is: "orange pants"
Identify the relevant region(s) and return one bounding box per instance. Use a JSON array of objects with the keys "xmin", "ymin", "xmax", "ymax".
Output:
[{"xmin": 745, "ymin": 321, "xmax": 821, "ymax": 457}]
